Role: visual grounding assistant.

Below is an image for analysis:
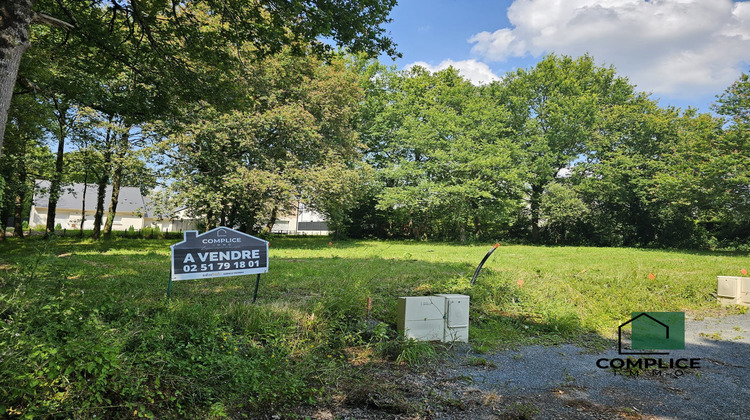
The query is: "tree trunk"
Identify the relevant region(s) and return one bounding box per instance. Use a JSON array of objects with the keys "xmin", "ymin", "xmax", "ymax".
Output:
[
  {"xmin": 8, "ymin": 131, "xmax": 28, "ymax": 239},
  {"xmin": 242, "ymin": 210, "xmax": 257, "ymax": 235},
  {"xmin": 227, "ymin": 203, "xmax": 238, "ymax": 229},
  {"xmin": 0, "ymin": 0, "xmax": 34, "ymax": 157},
  {"xmin": 44, "ymin": 135, "xmax": 64, "ymax": 237},
  {"xmin": 45, "ymin": 98, "xmax": 68, "ymax": 238},
  {"xmin": 530, "ymin": 183, "xmax": 544, "ymax": 243},
  {"xmin": 103, "ymin": 130, "xmax": 129, "ymax": 236},
  {"xmin": 205, "ymin": 209, "xmax": 215, "ymax": 231},
  {"xmin": 474, "ymin": 214, "xmax": 482, "ymax": 237},
  {"xmin": 92, "ymin": 124, "xmax": 114, "ymax": 239},
  {"xmin": 265, "ymin": 206, "xmax": 278, "ymax": 233},
  {"xmin": 0, "ymin": 198, "xmax": 7, "ymax": 240},
  {"xmin": 13, "ymin": 171, "xmax": 26, "ymax": 239},
  {"xmin": 103, "ymin": 169, "xmax": 121, "ymax": 237},
  {"xmin": 92, "ymin": 169, "xmax": 109, "ymax": 239},
  {"xmin": 79, "ymin": 177, "xmax": 88, "ymax": 238}
]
